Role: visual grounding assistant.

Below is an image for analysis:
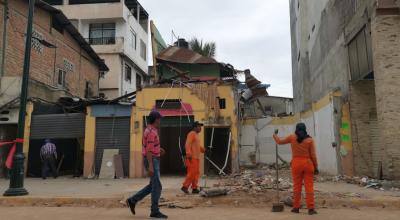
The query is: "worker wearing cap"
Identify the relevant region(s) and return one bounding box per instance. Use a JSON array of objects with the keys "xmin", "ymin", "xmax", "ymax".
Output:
[
  {"xmin": 273, "ymin": 123, "xmax": 319, "ymax": 215},
  {"xmin": 126, "ymin": 111, "xmax": 168, "ymax": 219},
  {"xmin": 181, "ymin": 121, "xmax": 205, "ymax": 194}
]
